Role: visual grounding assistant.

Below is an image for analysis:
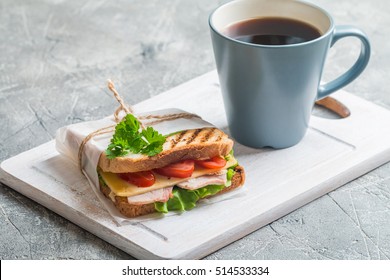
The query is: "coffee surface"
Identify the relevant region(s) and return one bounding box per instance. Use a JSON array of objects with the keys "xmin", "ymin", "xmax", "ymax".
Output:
[{"xmin": 225, "ymin": 17, "xmax": 322, "ymax": 45}]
